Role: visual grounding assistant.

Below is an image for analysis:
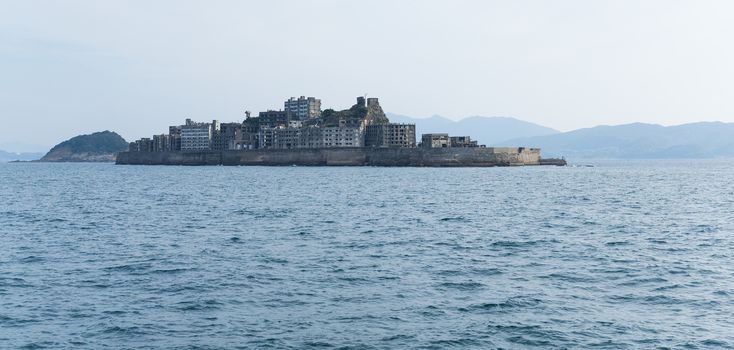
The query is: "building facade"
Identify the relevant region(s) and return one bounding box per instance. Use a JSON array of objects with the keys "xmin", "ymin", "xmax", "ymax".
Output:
[
  {"xmin": 271, "ymin": 127, "xmax": 301, "ymax": 149},
  {"xmin": 181, "ymin": 119, "xmax": 214, "ymax": 151},
  {"xmin": 365, "ymin": 123, "xmax": 416, "ymax": 148},
  {"xmin": 258, "ymin": 111, "xmax": 293, "ymax": 128},
  {"xmin": 284, "ymin": 96, "xmax": 321, "ymax": 120},
  {"xmin": 450, "ymin": 136, "xmax": 479, "ymax": 148},
  {"xmin": 129, "ymin": 137, "xmax": 153, "ymax": 152},
  {"xmin": 268, "ymin": 125, "xmax": 364, "ymax": 149},
  {"xmin": 168, "ymin": 126, "xmax": 182, "ymax": 151},
  {"xmin": 152, "ymin": 134, "xmax": 171, "ymax": 152},
  {"xmin": 211, "ymin": 122, "xmax": 243, "ymax": 151},
  {"xmin": 321, "ymin": 126, "xmax": 363, "ymax": 148},
  {"xmin": 421, "ymin": 133, "xmax": 451, "ymax": 148}
]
